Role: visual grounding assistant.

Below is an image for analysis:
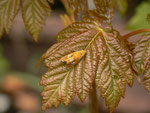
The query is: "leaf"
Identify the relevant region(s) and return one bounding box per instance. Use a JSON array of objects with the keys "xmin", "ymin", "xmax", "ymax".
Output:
[
  {"xmin": 67, "ymin": 0, "xmax": 88, "ymax": 18},
  {"xmin": 133, "ymin": 34, "xmax": 150, "ymax": 92},
  {"xmin": 91, "ymin": 0, "xmax": 114, "ymax": 23},
  {"xmin": 55, "ymin": 18, "xmax": 98, "ymax": 41},
  {"xmin": 95, "ymin": 30, "xmax": 135, "ymax": 113},
  {"xmin": 66, "ymin": 0, "xmax": 114, "ymax": 23},
  {"xmin": 127, "ymin": 1, "xmax": 150, "ymax": 30},
  {"xmin": 40, "ymin": 19, "xmax": 98, "ymax": 110},
  {"xmin": 0, "ymin": 0, "xmax": 20, "ymax": 38},
  {"xmin": 40, "ymin": 18, "xmax": 135, "ymax": 112},
  {"xmin": 60, "ymin": 14, "xmax": 75, "ymax": 27},
  {"xmin": 22, "ymin": 0, "xmax": 50, "ymax": 42},
  {"xmin": 113, "ymin": 0, "xmax": 128, "ymax": 15}
]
